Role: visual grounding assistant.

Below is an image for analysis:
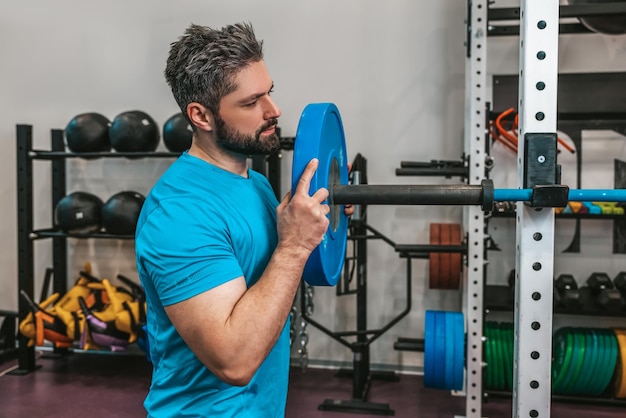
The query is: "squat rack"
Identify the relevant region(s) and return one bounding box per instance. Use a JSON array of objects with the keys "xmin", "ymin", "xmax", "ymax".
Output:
[{"xmin": 466, "ymin": 1, "xmax": 560, "ymax": 417}]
